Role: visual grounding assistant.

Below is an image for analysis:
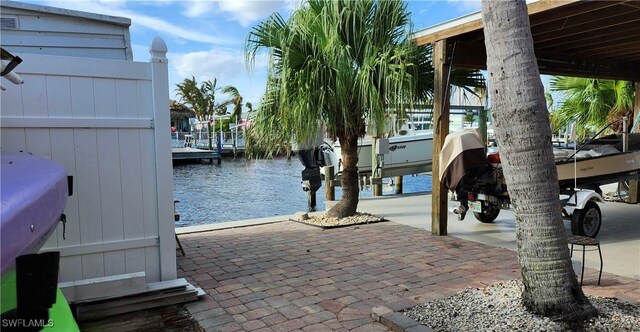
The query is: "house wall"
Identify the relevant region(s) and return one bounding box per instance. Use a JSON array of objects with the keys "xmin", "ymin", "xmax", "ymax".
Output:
[
  {"xmin": 0, "ymin": 1, "xmax": 132, "ymax": 60},
  {"xmin": 0, "ymin": 38, "xmax": 176, "ymax": 289}
]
